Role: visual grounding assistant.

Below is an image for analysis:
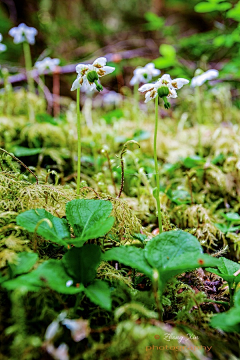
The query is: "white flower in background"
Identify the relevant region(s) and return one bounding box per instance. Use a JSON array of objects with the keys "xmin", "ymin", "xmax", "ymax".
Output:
[
  {"xmin": 102, "ymin": 91, "xmax": 122, "ymax": 106},
  {"xmin": 9, "ymin": 23, "xmax": 38, "ymax": 45},
  {"xmin": 130, "ymin": 63, "xmax": 161, "ymax": 86},
  {"xmin": 71, "ymin": 57, "xmax": 115, "ymax": 92},
  {"xmin": 0, "ymin": 34, "xmax": 6, "ymax": 52},
  {"xmin": 35, "ymin": 57, "xmax": 60, "ymax": 74},
  {"xmin": 46, "ymin": 343, "xmax": 69, "ymax": 360},
  {"xmin": 62, "ymin": 318, "xmax": 90, "ymax": 342},
  {"xmin": 138, "ymin": 74, "xmax": 189, "ymax": 107},
  {"xmin": 191, "ymin": 69, "xmax": 219, "ymax": 87}
]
